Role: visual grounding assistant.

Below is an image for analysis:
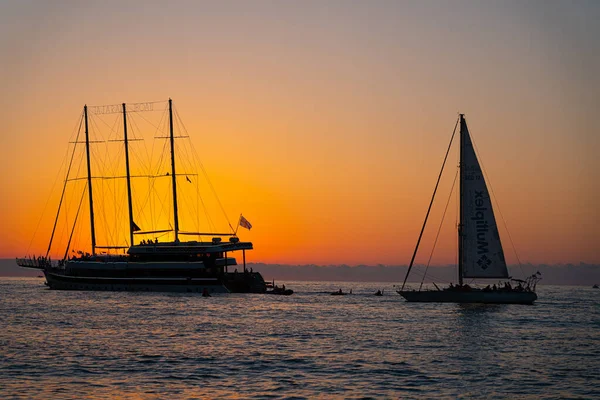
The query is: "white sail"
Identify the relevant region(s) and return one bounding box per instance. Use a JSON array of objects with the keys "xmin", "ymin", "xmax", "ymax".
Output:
[{"xmin": 460, "ymin": 117, "xmax": 508, "ymax": 279}]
